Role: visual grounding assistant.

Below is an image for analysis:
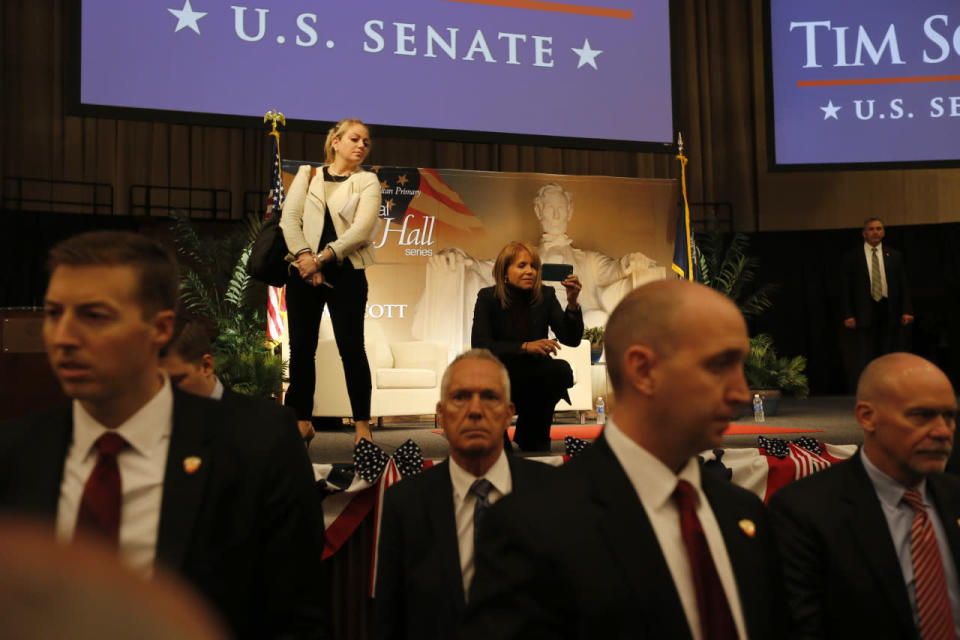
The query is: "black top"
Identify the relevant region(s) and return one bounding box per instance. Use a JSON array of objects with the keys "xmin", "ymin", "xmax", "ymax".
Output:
[
  {"xmin": 470, "ymin": 285, "xmax": 583, "ymax": 358},
  {"xmin": 318, "ymin": 166, "xmax": 353, "ymax": 283}
]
